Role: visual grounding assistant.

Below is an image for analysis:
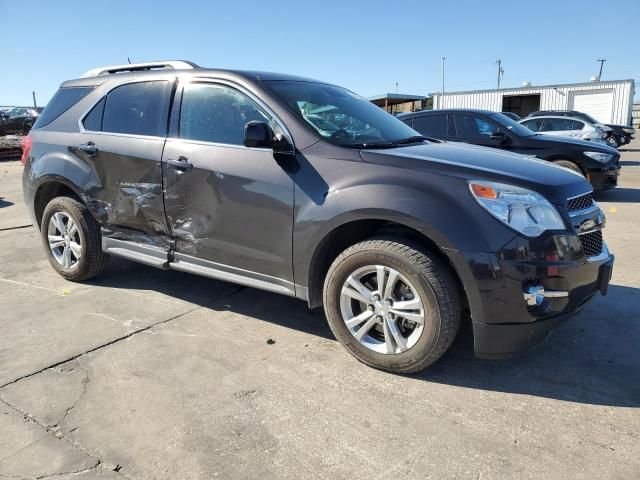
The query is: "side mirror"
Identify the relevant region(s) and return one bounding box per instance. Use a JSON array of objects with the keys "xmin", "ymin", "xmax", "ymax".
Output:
[
  {"xmin": 244, "ymin": 121, "xmax": 273, "ymax": 148},
  {"xmin": 490, "ymin": 131, "xmax": 509, "ymax": 144}
]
